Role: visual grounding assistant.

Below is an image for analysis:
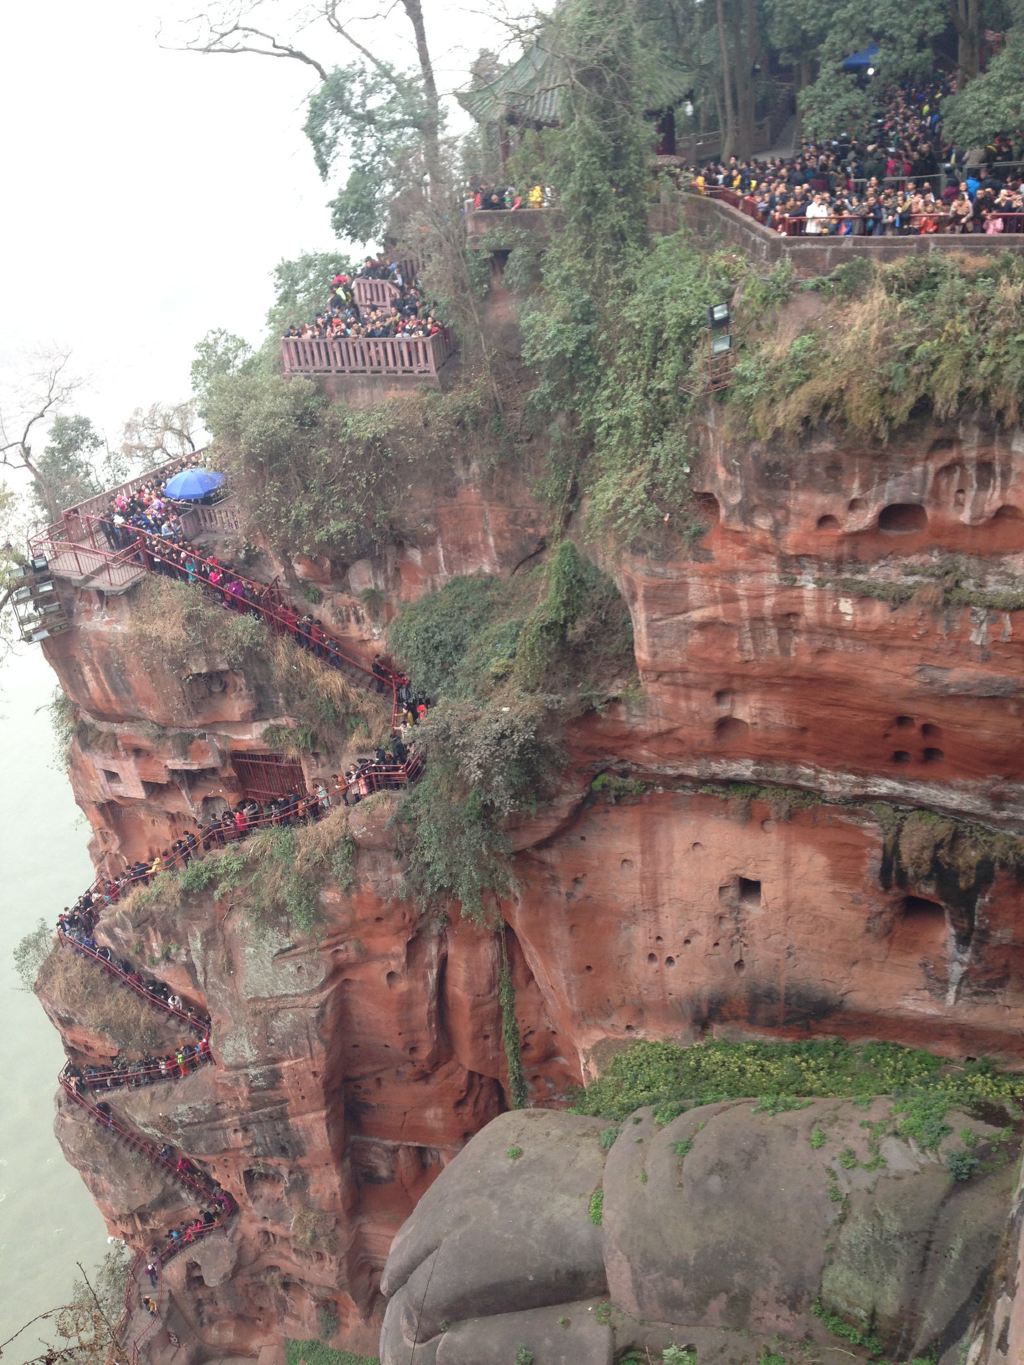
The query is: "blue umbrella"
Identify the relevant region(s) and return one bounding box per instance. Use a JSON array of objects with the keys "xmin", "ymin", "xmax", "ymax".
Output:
[
  {"xmin": 842, "ymin": 42, "xmax": 880, "ymax": 70},
  {"xmin": 164, "ymin": 468, "xmax": 226, "ymax": 501}
]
